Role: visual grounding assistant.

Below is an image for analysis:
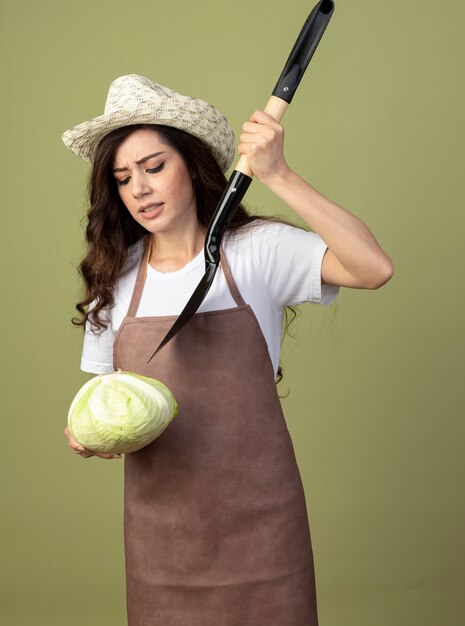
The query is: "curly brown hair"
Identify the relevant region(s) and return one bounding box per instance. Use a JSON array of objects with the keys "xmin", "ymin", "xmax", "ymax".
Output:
[{"xmin": 72, "ymin": 123, "xmax": 300, "ymax": 383}]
